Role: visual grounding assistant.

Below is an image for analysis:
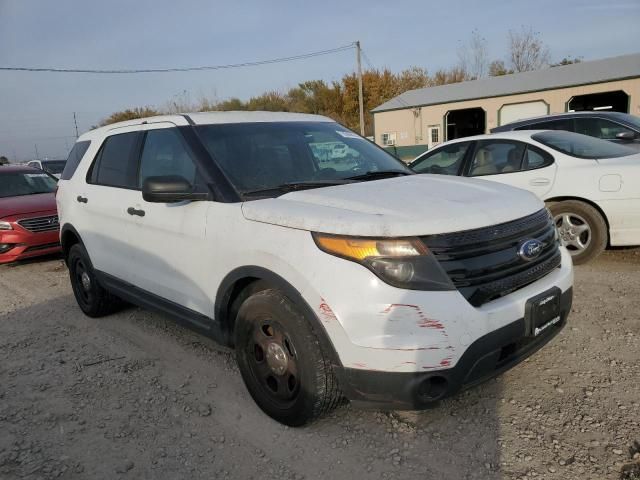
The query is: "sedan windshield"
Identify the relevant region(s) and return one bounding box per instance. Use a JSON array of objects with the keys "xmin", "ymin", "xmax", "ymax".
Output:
[
  {"xmin": 195, "ymin": 122, "xmax": 412, "ymax": 197},
  {"xmin": 0, "ymin": 172, "xmax": 57, "ymax": 198},
  {"xmin": 532, "ymin": 131, "xmax": 636, "ymax": 159}
]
